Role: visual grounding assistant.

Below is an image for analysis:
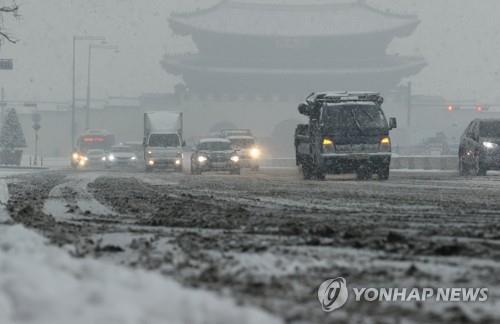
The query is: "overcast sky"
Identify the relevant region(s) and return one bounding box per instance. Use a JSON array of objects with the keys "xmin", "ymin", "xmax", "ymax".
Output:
[{"xmin": 0, "ymin": 0, "xmax": 499, "ymax": 103}]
